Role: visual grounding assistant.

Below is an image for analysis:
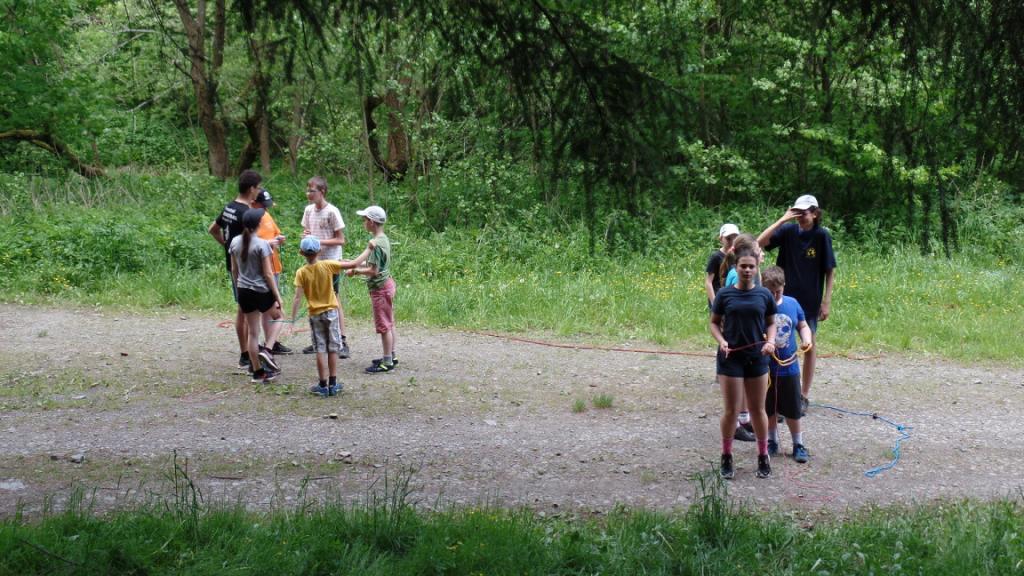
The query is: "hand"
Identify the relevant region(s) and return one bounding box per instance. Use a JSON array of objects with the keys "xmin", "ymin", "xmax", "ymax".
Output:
[
  {"xmin": 784, "ymin": 208, "xmax": 804, "ymax": 221},
  {"xmin": 819, "ymin": 301, "xmax": 830, "ymax": 321},
  {"xmin": 718, "ymin": 341, "xmax": 731, "ymax": 358},
  {"xmin": 800, "ymin": 342, "xmax": 813, "ymax": 353},
  {"xmin": 345, "ymin": 269, "xmax": 357, "ymax": 277},
  {"xmin": 276, "ymin": 234, "xmax": 286, "ymax": 245},
  {"xmin": 761, "ymin": 341, "xmax": 776, "ymax": 356}
]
